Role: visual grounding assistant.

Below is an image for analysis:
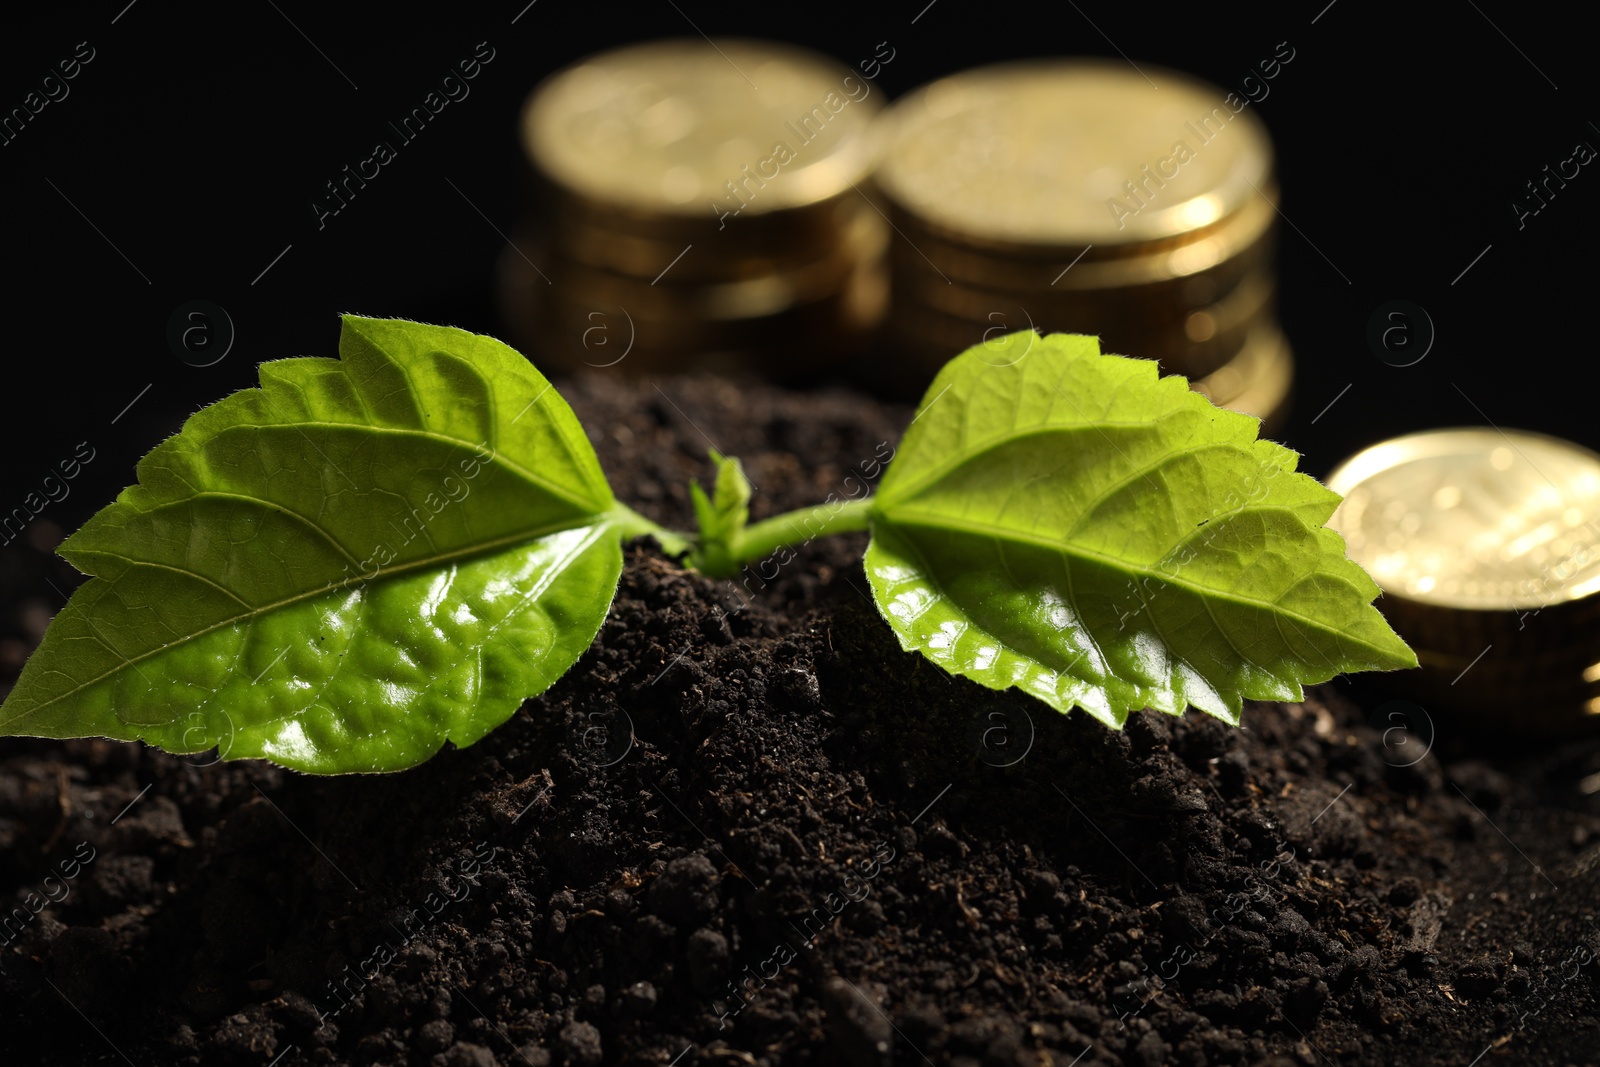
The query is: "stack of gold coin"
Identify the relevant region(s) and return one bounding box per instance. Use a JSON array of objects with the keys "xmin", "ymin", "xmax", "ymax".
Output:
[
  {"xmin": 1326, "ymin": 428, "xmax": 1600, "ymax": 735},
  {"xmin": 500, "ymin": 39, "xmax": 888, "ymax": 377},
  {"xmin": 872, "ymin": 59, "xmax": 1291, "ymax": 430}
]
